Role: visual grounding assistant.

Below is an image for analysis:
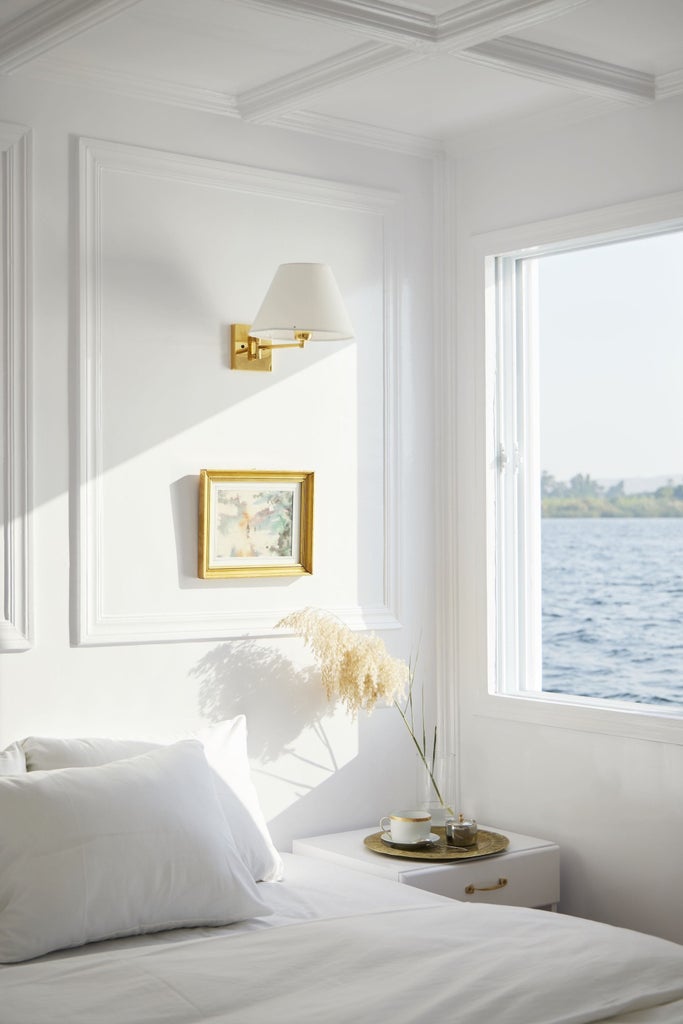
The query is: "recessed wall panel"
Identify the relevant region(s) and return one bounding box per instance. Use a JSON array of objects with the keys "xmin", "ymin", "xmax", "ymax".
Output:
[{"xmin": 77, "ymin": 138, "xmax": 400, "ymax": 644}]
